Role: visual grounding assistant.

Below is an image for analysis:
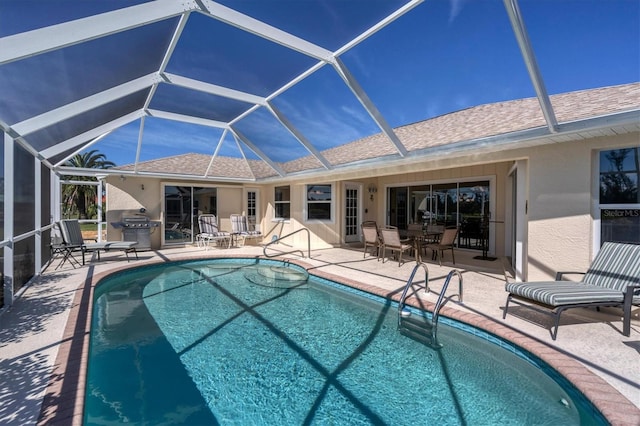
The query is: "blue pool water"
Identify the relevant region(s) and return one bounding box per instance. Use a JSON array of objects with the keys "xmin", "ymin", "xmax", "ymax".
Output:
[{"xmin": 84, "ymin": 259, "xmax": 605, "ymax": 425}]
